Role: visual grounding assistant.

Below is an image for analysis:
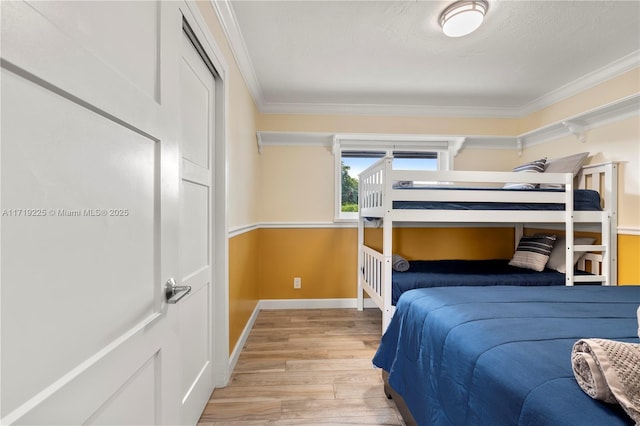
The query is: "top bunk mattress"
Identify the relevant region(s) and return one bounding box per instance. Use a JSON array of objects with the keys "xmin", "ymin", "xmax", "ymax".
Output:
[{"xmin": 392, "ymin": 188, "xmax": 602, "ymax": 211}]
